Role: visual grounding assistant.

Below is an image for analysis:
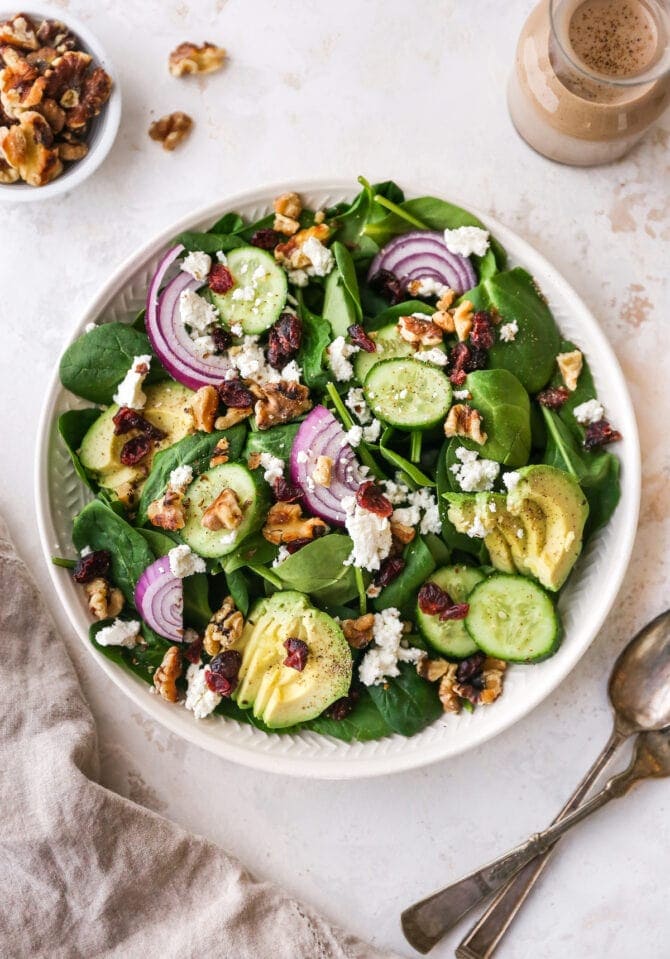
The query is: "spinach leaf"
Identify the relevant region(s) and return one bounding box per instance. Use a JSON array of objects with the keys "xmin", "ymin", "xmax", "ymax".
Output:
[
  {"xmin": 175, "ymin": 231, "xmax": 247, "ymax": 253},
  {"xmin": 90, "ymin": 619, "xmax": 170, "ymax": 685},
  {"xmin": 422, "ymin": 532, "xmax": 451, "ymax": 567},
  {"xmin": 367, "ymin": 663, "xmax": 442, "ymax": 736},
  {"xmin": 58, "ymin": 408, "xmax": 101, "ymax": 490},
  {"xmin": 297, "ymin": 292, "xmax": 332, "ymax": 390},
  {"xmin": 59, "ymin": 323, "xmax": 167, "ymax": 404},
  {"xmin": 468, "ymin": 268, "xmax": 561, "ymax": 393},
  {"xmin": 137, "ymin": 425, "xmax": 247, "ymax": 526},
  {"xmin": 221, "ymin": 533, "xmax": 278, "ymax": 573},
  {"xmin": 137, "ymin": 528, "xmax": 212, "ymax": 629},
  {"xmin": 436, "ymin": 440, "xmax": 487, "ymax": 559},
  {"xmin": 323, "ymin": 242, "xmax": 363, "ymax": 337},
  {"xmin": 308, "ymin": 688, "xmax": 392, "ymax": 741},
  {"xmin": 329, "ymin": 178, "xmax": 404, "ymax": 261},
  {"xmin": 365, "ymin": 299, "xmax": 434, "ymax": 331},
  {"xmin": 243, "ymin": 423, "xmax": 299, "ymax": 461},
  {"xmin": 224, "ymin": 568, "xmax": 250, "ymax": 616},
  {"xmin": 373, "ymin": 536, "xmax": 436, "ymax": 613},
  {"xmin": 208, "ymin": 212, "xmax": 244, "ymax": 234},
  {"xmin": 379, "ymin": 428, "xmax": 436, "ymax": 488},
  {"xmin": 274, "ymin": 534, "xmax": 362, "ymax": 605},
  {"xmin": 466, "ymin": 369, "xmax": 531, "ymax": 467},
  {"xmin": 73, "ymin": 500, "xmax": 155, "ymax": 604}
]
